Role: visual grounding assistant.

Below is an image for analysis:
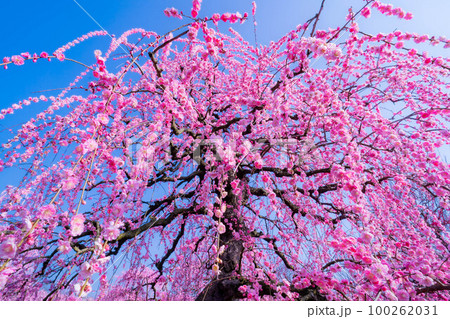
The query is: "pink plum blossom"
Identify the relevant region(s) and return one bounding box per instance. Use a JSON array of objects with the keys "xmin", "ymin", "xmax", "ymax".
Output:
[
  {"xmin": 217, "ymin": 222, "xmax": 226, "ymax": 234},
  {"xmin": 0, "ymin": 238, "xmax": 17, "ymax": 259},
  {"xmin": 82, "ymin": 138, "xmax": 98, "ymax": 153},
  {"xmin": 62, "ymin": 176, "xmax": 78, "ymax": 191},
  {"xmin": 0, "ymin": 268, "xmax": 15, "ymax": 289},
  {"xmin": 74, "ymin": 282, "xmax": 92, "ymax": 298},
  {"xmin": 38, "ymin": 204, "xmax": 56, "ymax": 220},
  {"xmin": 70, "ymin": 214, "xmax": 85, "ymax": 236},
  {"xmin": 79, "ymin": 262, "xmax": 94, "ymax": 278},
  {"xmin": 103, "ymin": 221, "xmax": 123, "ymax": 241},
  {"xmin": 58, "ymin": 240, "xmax": 71, "ymax": 254},
  {"xmin": 361, "ymin": 7, "xmax": 371, "ymax": 18}
]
